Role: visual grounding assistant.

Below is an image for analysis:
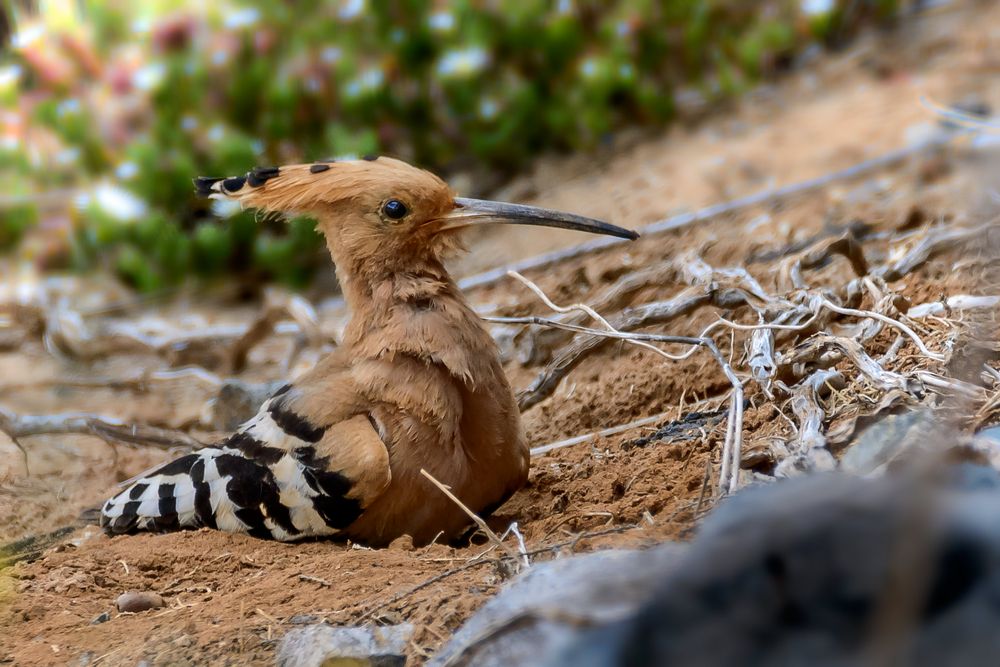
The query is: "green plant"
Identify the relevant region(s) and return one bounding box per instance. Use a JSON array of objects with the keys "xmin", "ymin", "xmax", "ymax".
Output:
[{"xmin": 3, "ymin": 0, "xmax": 902, "ymax": 290}]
